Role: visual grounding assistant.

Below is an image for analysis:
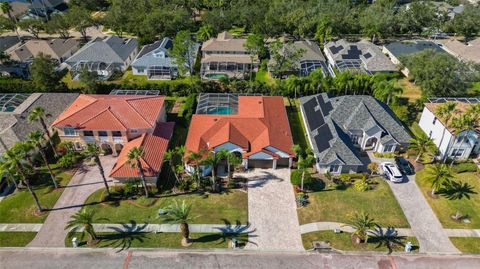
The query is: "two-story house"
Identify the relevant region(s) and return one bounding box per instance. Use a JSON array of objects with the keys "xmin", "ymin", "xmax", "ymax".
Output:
[
  {"xmin": 184, "ymin": 93, "xmax": 294, "ymax": 175},
  {"xmin": 51, "ymin": 94, "xmax": 174, "ymax": 184},
  {"xmin": 419, "ymin": 98, "xmax": 480, "ymax": 160},
  {"xmin": 200, "ymin": 32, "xmax": 258, "ymax": 80},
  {"xmin": 300, "ymin": 94, "xmax": 411, "ymax": 174}
]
